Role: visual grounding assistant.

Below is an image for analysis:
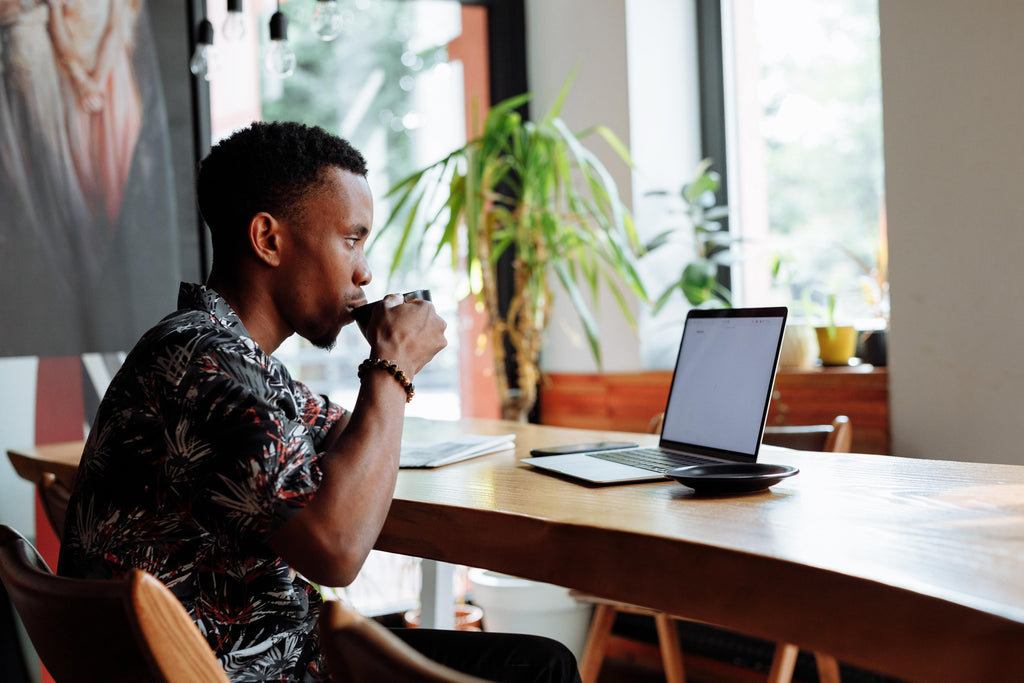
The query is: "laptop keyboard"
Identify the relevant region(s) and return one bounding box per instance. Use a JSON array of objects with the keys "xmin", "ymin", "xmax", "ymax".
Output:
[{"xmin": 589, "ymin": 447, "xmax": 715, "ymax": 473}]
